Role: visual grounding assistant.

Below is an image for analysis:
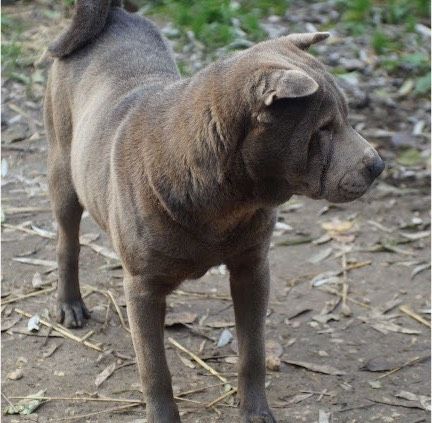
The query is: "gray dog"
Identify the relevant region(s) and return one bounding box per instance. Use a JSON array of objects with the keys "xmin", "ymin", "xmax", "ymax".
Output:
[{"xmin": 44, "ymin": 1, "xmax": 384, "ymax": 421}]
